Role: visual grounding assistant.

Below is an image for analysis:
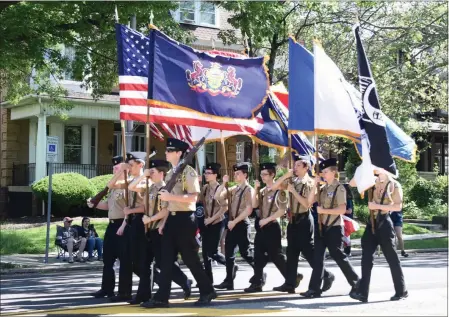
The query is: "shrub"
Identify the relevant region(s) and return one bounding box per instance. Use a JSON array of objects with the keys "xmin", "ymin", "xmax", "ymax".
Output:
[
  {"xmin": 354, "ymin": 204, "xmax": 370, "ymax": 224},
  {"xmin": 409, "ymin": 176, "xmax": 447, "ymax": 208},
  {"xmin": 32, "ymin": 173, "xmax": 96, "ymax": 213},
  {"xmin": 402, "ymin": 201, "xmax": 421, "ymax": 219},
  {"xmin": 89, "ymin": 174, "xmax": 113, "ymax": 194}
]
